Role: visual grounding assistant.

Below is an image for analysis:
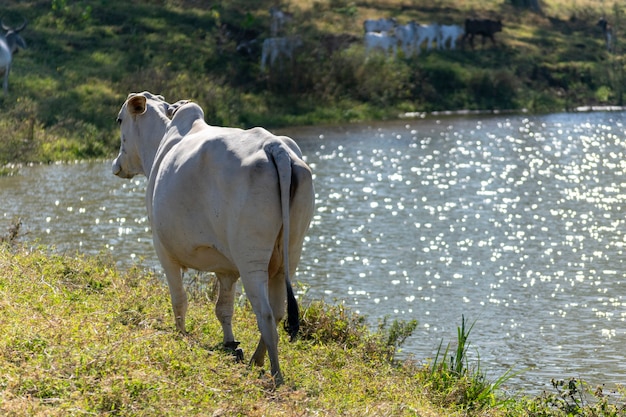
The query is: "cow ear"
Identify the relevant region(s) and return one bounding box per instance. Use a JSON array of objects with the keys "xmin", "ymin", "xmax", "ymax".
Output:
[
  {"xmin": 128, "ymin": 95, "xmax": 147, "ymax": 116},
  {"xmin": 167, "ymin": 100, "xmax": 190, "ymax": 118}
]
